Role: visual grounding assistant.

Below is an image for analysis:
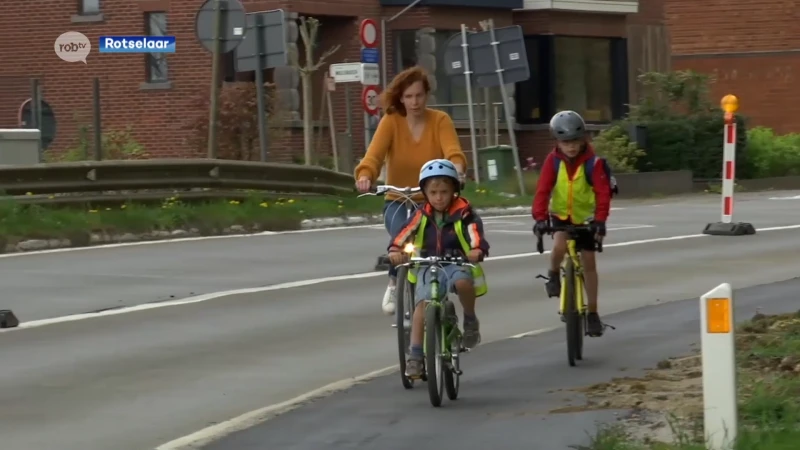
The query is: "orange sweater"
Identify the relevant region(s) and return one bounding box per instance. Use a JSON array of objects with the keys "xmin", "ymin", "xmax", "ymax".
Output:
[{"xmin": 354, "ymin": 108, "xmax": 467, "ymax": 202}]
